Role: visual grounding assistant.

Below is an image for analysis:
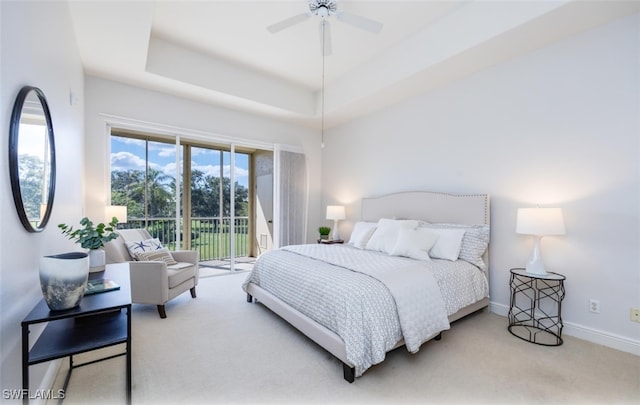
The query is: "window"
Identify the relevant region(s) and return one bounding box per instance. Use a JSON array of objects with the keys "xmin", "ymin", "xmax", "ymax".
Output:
[{"xmin": 110, "ymin": 132, "xmax": 251, "ymax": 262}]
